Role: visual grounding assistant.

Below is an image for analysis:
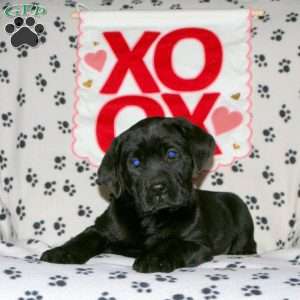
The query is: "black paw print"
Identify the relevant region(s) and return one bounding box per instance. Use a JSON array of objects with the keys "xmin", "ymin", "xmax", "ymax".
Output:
[
  {"xmin": 201, "ymin": 285, "xmax": 220, "ymax": 300},
  {"xmin": 285, "ymin": 149, "xmax": 297, "ymax": 164},
  {"xmin": 0, "ymin": 149, "xmax": 8, "ymax": 170},
  {"xmin": 205, "ymin": 274, "xmax": 229, "ymax": 281},
  {"xmin": 44, "ymin": 181, "xmax": 56, "ymax": 196},
  {"xmin": 54, "ymin": 217, "xmax": 66, "ymax": 236},
  {"xmin": 4, "ymin": 267, "xmax": 22, "ymax": 279},
  {"xmin": 0, "ymin": 41, "xmax": 7, "ymax": 53},
  {"xmin": 3, "ymin": 176, "xmax": 13, "ymax": 192},
  {"xmin": 58, "ymin": 120, "xmax": 71, "ymax": 134},
  {"xmin": 256, "ymin": 216, "xmax": 270, "ymax": 230},
  {"xmin": 165, "ymin": 294, "xmax": 194, "ymax": 300},
  {"xmin": 32, "ymin": 125, "xmax": 45, "ymax": 140},
  {"xmin": 108, "ymin": 270, "xmax": 128, "ymax": 279},
  {"xmin": 131, "ymin": 281, "xmax": 152, "ymax": 293},
  {"xmin": 170, "ymin": 4, "xmax": 182, "ymax": 9},
  {"xmin": 273, "ymin": 192, "xmax": 285, "ymax": 207},
  {"xmin": 155, "ymin": 274, "xmax": 177, "ymax": 283},
  {"xmin": 62, "ymin": 180, "xmax": 76, "ymax": 196},
  {"xmin": 26, "ymin": 168, "xmax": 38, "ymax": 187},
  {"xmin": 225, "ymin": 261, "xmax": 246, "ymax": 269},
  {"xmin": 262, "ymin": 127, "xmax": 275, "ymax": 142},
  {"xmin": 54, "ymin": 156, "xmax": 66, "ymax": 170},
  {"xmin": 24, "ymin": 254, "xmax": 41, "ymax": 264},
  {"xmin": 54, "ymin": 17, "xmax": 66, "ymax": 32},
  {"xmin": 1, "ymin": 112, "xmax": 13, "ymax": 127},
  {"xmin": 120, "ymin": 4, "xmax": 134, "ymax": 10},
  {"xmin": 54, "ymin": 91, "xmax": 67, "ymax": 107},
  {"xmin": 226, "ymin": 0, "xmax": 239, "ymax": 4},
  {"xmin": 262, "ymin": 165, "xmax": 274, "ymax": 184},
  {"xmin": 276, "ymin": 239, "xmax": 285, "ymax": 249},
  {"xmin": 17, "ymin": 44, "xmax": 29, "ymax": 58},
  {"xmin": 16, "ymin": 199, "xmax": 26, "ymax": 220},
  {"xmin": 75, "ymin": 160, "xmax": 90, "ymax": 173},
  {"xmin": 35, "ymin": 73, "xmax": 47, "ymax": 92},
  {"xmin": 286, "ymin": 12, "xmax": 299, "ymax": 22},
  {"xmin": 33, "ymin": 220, "xmax": 46, "ymax": 235},
  {"xmin": 0, "ymin": 69, "xmax": 10, "ymax": 83},
  {"xmin": 258, "ymin": 13, "xmax": 270, "ymax": 23},
  {"xmin": 97, "ymin": 292, "xmax": 116, "ymax": 300},
  {"xmin": 249, "ymin": 146, "xmax": 260, "ymax": 159},
  {"xmin": 251, "ymin": 27, "xmax": 258, "ymax": 38},
  {"xmin": 151, "ymin": 0, "xmax": 163, "ymax": 6},
  {"xmin": 65, "ymin": 0, "xmax": 77, "ymax": 7},
  {"xmin": 72, "ymin": 63, "xmax": 76, "ymax": 74},
  {"xmin": 90, "ymin": 172, "xmax": 98, "ymax": 186},
  {"xmin": 241, "ymin": 285, "xmax": 262, "ymax": 296},
  {"xmin": 49, "ymin": 275, "xmax": 68, "ymax": 287},
  {"xmin": 211, "ymin": 172, "xmax": 224, "ymax": 186},
  {"xmin": 101, "ymin": 0, "xmax": 113, "ymax": 6},
  {"xmin": 69, "ymin": 35, "xmax": 77, "ymax": 48},
  {"xmin": 78, "ymin": 205, "xmax": 93, "ymax": 218},
  {"xmin": 27, "ymin": 239, "xmax": 40, "ymax": 245},
  {"xmin": 252, "ymin": 272, "xmax": 269, "ymax": 280},
  {"xmin": 284, "ymin": 277, "xmax": 300, "ymax": 287},
  {"xmin": 289, "ymin": 213, "xmax": 296, "ymax": 229},
  {"xmin": 271, "ymin": 29, "xmax": 285, "ymax": 41},
  {"xmin": 49, "ymin": 55, "xmax": 61, "ymax": 73},
  {"xmin": 279, "ymin": 104, "xmax": 291, "ymax": 122},
  {"xmin": 18, "ymin": 290, "xmax": 43, "ymax": 300},
  {"xmin": 5, "ymin": 16, "xmax": 44, "ymax": 47},
  {"xmin": 254, "ymin": 54, "xmax": 267, "ymax": 67},
  {"xmin": 231, "ymin": 161, "xmax": 243, "ymax": 173},
  {"xmin": 0, "ymin": 207, "xmax": 8, "ymax": 221},
  {"xmin": 257, "ymin": 84, "xmax": 270, "ymax": 99},
  {"xmin": 76, "ymin": 267, "xmax": 94, "ymax": 275},
  {"xmin": 17, "ymin": 88, "xmax": 26, "ymax": 106},
  {"xmin": 278, "ymin": 59, "xmax": 291, "ymax": 73}
]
